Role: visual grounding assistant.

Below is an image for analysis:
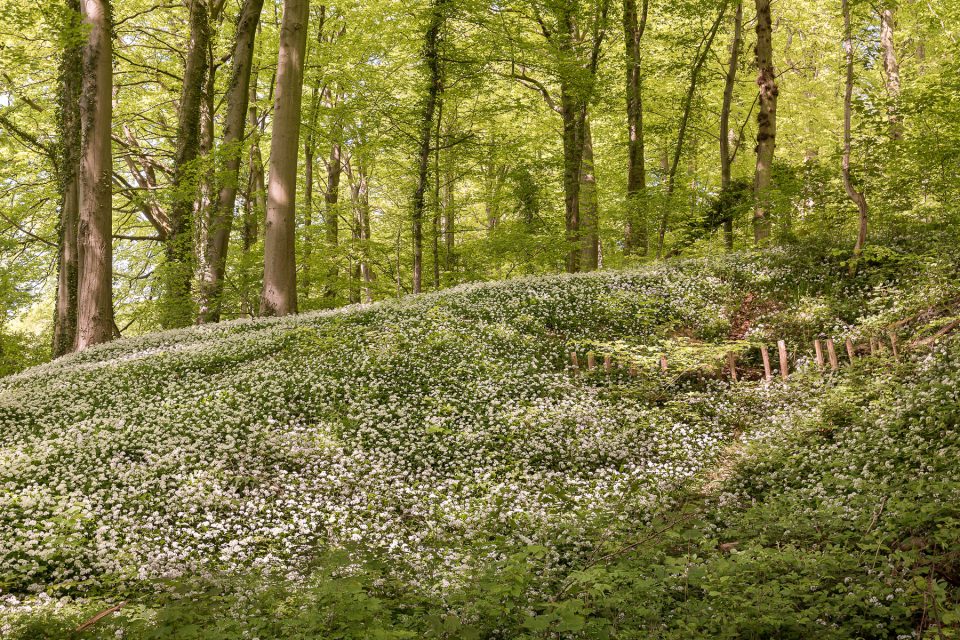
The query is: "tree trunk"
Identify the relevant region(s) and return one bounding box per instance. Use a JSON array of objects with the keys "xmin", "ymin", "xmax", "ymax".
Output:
[
  {"xmin": 324, "ymin": 131, "xmax": 343, "ymax": 301},
  {"xmin": 842, "ymin": 0, "xmax": 868, "ymax": 270},
  {"xmin": 880, "ymin": 7, "xmax": 902, "ymax": 140},
  {"xmin": 346, "ymin": 155, "xmax": 371, "ymax": 304},
  {"xmin": 659, "ymin": 3, "xmax": 725, "ymax": 257},
  {"xmin": 623, "ymin": 0, "xmax": 648, "ymax": 255},
  {"xmin": 412, "ymin": 0, "xmax": 445, "ymax": 294},
  {"xmin": 302, "ymin": 140, "xmax": 315, "ymax": 302},
  {"xmin": 197, "ymin": 0, "xmax": 265, "ymax": 324},
  {"xmin": 560, "ymin": 85, "xmax": 586, "ymax": 273},
  {"xmin": 160, "ymin": 0, "xmax": 209, "ymax": 328},
  {"xmin": 75, "ymin": 0, "xmax": 113, "ymax": 350},
  {"xmin": 261, "ymin": 0, "xmax": 309, "ymax": 317},
  {"xmin": 580, "ymin": 117, "xmax": 599, "ymax": 271},
  {"xmin": 357, "ymin": 168, "xmax": 372, "ymax": 303},
  {"xmin": 432, "ymin": 96, "xmax": 442, "ymax": 289},
  {"xmin": 442, "ymin": 143, "xmax": 455, "ymax": 271},
  {"xmin": 301, "ymin": 75, "xmax": 321, "ymax": 304},
  {"xmin": 53, "ymin": 0, "xmax": 83, "ymax": 357},
  {"xmin": 240, "ymin": 63, "xmax": 266, "ymax": 318},
  {"xmin": 752, "ymin": 0, "xmax": 778, "ymax": 243},
  {"xmin": 719, "ymin": 1, "xmax": 743, "ymax": 251},
  {"xmin": 247, "ymin": 63, "xmax": 268, "ymax": 226}
]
